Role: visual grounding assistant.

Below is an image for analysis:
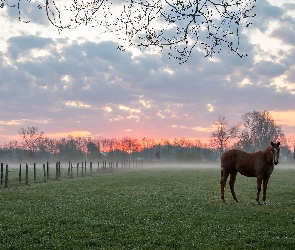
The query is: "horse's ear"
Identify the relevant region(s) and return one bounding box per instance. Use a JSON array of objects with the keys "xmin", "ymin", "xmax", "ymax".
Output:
[
  {"xmin": 277, "ymin": 142, "xmax": 280, "ymax": 146},
  {"xmin": 271, "ymin": 142, "xmax": 274, "ymax": 146}
]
